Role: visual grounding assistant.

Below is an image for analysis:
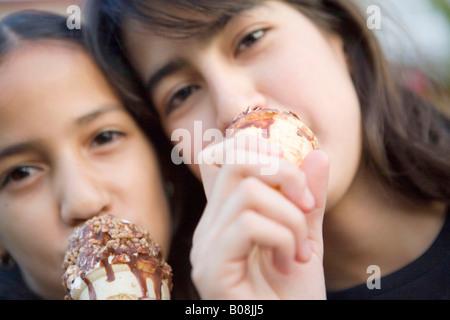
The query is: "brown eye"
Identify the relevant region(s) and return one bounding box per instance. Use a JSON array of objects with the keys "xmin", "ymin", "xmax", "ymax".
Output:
[
  {"xmin": 91, "ymin": 131, "xmax": 124, "ymax": 147},
  {"xmin": 1, "ymin": 166, "xmax": 37, "ymax": 188},
  {"xmin": 166, "ymin": 85, "xmax": 200, "ymax": 115},
  {"xmin": 236, "ymin": 29, "xmax": 266, "ymax": 54}
]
